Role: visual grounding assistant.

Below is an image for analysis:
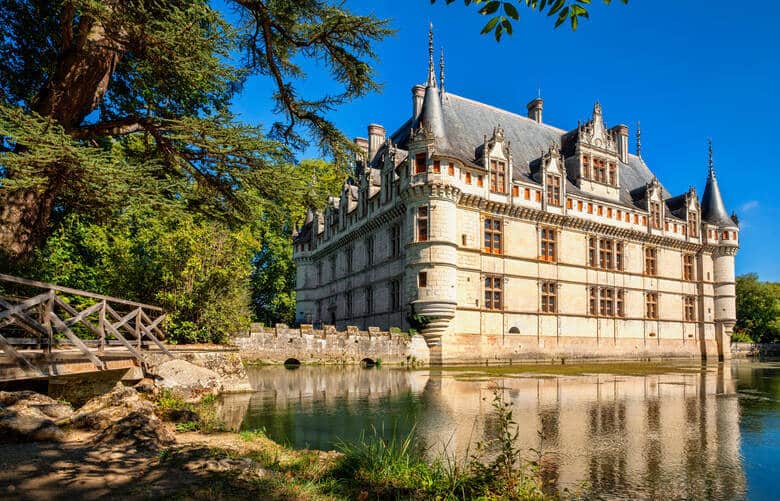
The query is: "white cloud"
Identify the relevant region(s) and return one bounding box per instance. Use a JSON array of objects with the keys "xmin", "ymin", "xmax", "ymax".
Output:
[{"xmin": 739, "ymin": 200, "xmax": 759, "ymax": 213}]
